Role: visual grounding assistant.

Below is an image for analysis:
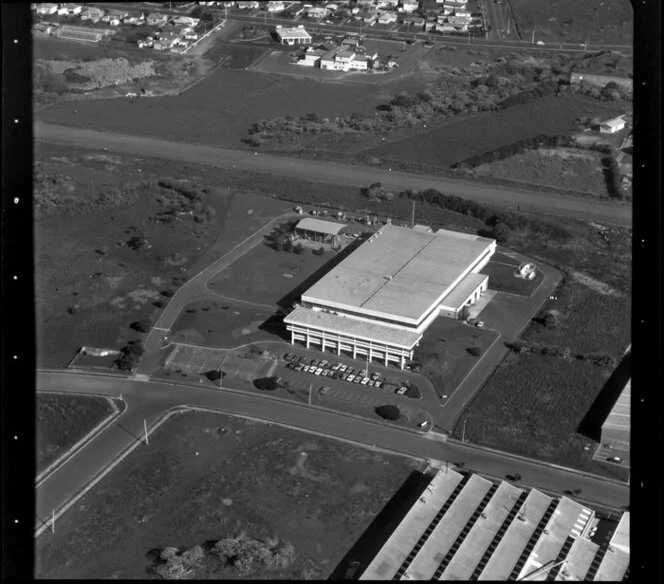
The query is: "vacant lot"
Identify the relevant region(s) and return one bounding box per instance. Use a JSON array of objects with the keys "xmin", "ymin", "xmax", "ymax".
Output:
[
  {"xmin": 481, "ymin": 260, "xmax": 544, "ymax": 296},
  {"xmin": 510, "ymin": 0, "xmax": 633, "ymax": 45},
  {"xmin": 414, "ymin": 317, "xmax": 500, "ymax": 400},
  {"xmin": 37, "ymin": 68, "xmax": 391, "ymax": 149},
  {"xmin": 456, "ymin": 352, "xmax": 627, "ymax": 480},
  {"xmin": 169, "ymin": 300, "xmax": 278, "ymax": 348},
  {"xmin": 33, "ymin": 144, "xmax": 290, "ymax": 368},
  {"xmin": 35, "ymin": 411, "xmax": 422, "ymax": 579},
  {"xmin": 472, "ymin": 147, "xmax": 610, "ymax": 197},
  {"xmin": 363, "ymin": 95, "xmax": 624, "ymax": 169},
  {"xmin": 37, "ymin": 394, "xmax": 114, "ymax": 473}
]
